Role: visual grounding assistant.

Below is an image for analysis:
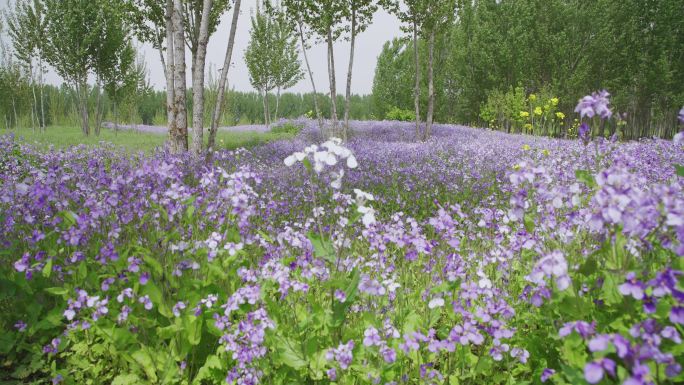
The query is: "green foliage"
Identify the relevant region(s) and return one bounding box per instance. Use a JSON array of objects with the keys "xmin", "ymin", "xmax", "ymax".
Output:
[
  {"xmin": 372, "ymin": 0, "xmax": 684, "ymax": 138},
  {"xmin": 270, "ymin": 121, "xmax": 303, "ymax": 135},
  {"xmin": 385, "ymin": 106, "xmax": 416, "ymax": 122}
]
